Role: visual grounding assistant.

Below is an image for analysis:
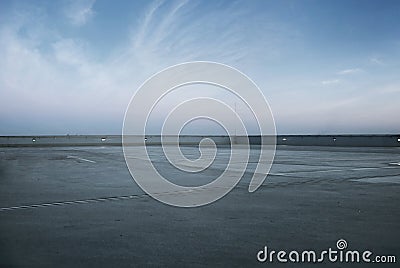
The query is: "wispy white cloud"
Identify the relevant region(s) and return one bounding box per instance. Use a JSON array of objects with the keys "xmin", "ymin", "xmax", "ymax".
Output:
[
  {"xmin": 53, "ymin": 39, "xmax": 86, "ymax": 66},
  {"xmin": 369, "ymin": 57, "xmax": 384, "ymax": 65},
  {"xmin": 321, "ymin": 79, "xmax": 340, "ymax": 85},
  {"xmin": 64, "ymin": 0, "xmax": 96, "ymax": 26},
  {"xmin": 133, "ymin": 0, "xmax": 164, "ymax": 49},
  {"xmin": 337, "ymin": 68, "xmax": 363, "ymax": 75},
  {"xmin": 129, "ymin": 0, "xmax": 288, "ymax": 70},
  {"xmin": 147, "ymin": 0, "xmax": 189, "ymax": 48}
]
